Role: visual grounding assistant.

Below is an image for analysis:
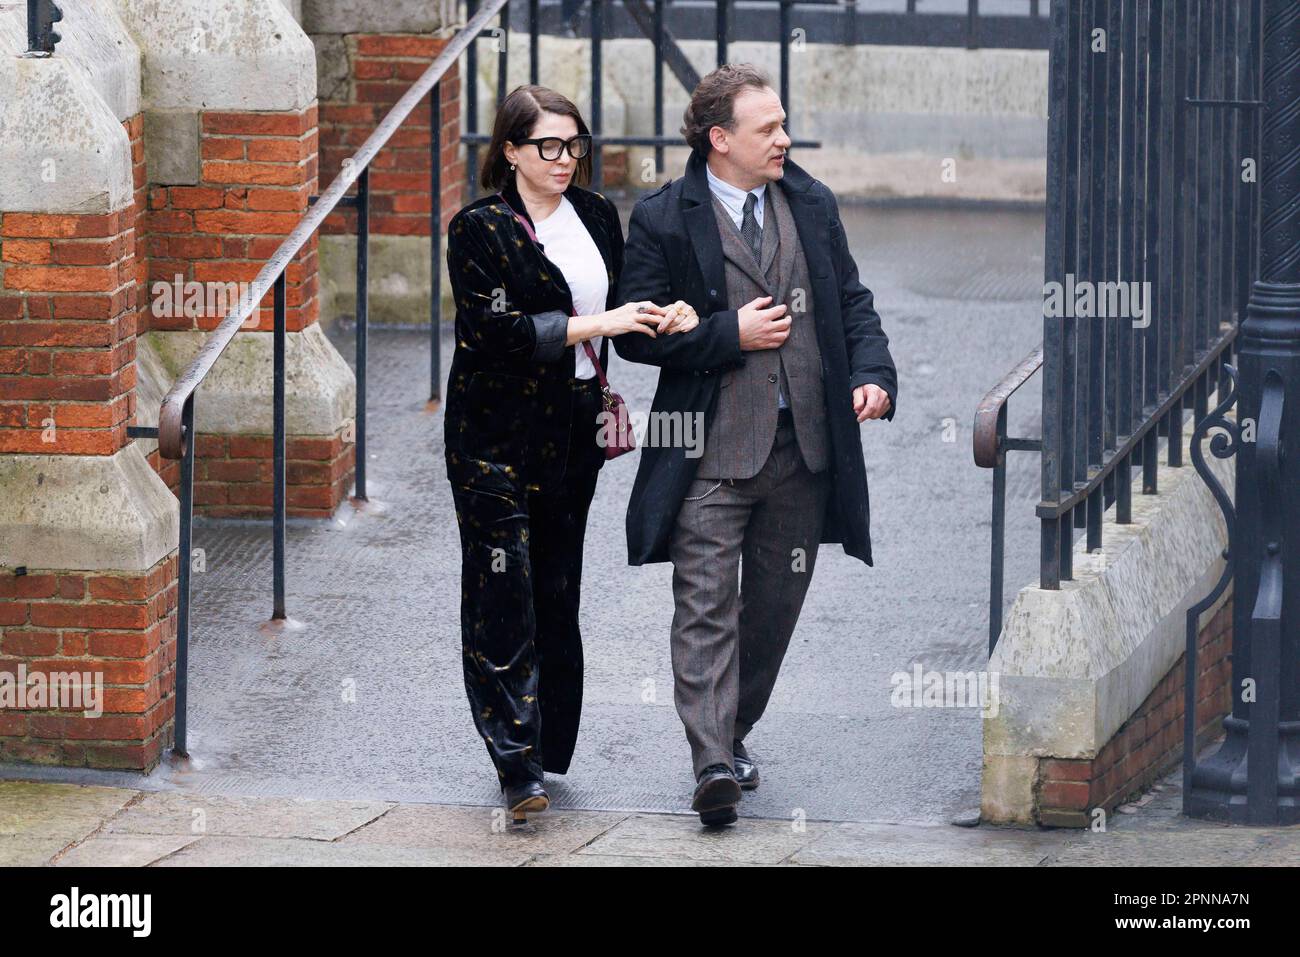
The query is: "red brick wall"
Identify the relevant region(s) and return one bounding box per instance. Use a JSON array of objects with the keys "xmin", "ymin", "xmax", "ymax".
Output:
[
  {"xmin": 0, "ymin": 555, "xmax": 178, "ymax": 770},
  {"xmin": 144, "ymin": 106, "xmax": 320, "ymax": 334},
  {"xmin": 318, "ymin": 34, "xmax": 464, "ymax": 237},
  {"xmin": 138, "ymin": 104, "xmax": 354, "ymax": 518},
  {"xmin": 1034, "ymin": 595, "xmax": 1235, "ymax": 827},
  {"xmin": 0, "ymin": 208, "xmax": 138, "ymax": 456}
]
